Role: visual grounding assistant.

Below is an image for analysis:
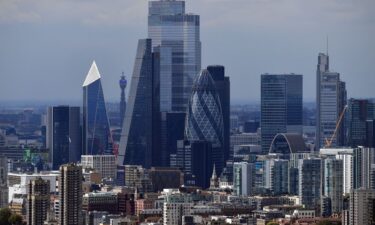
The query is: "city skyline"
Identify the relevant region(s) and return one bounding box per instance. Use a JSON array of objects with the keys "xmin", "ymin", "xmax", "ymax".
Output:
[{"xmin": 1, "ymin": 0, "xmax": 375, "ymax": 103}]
